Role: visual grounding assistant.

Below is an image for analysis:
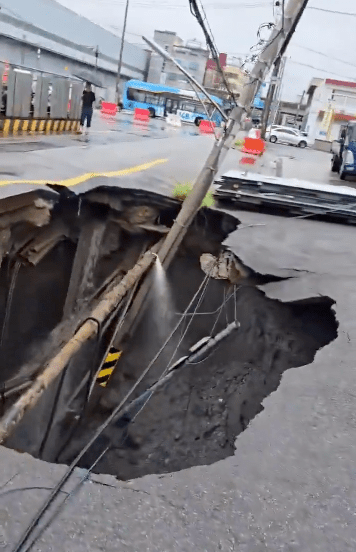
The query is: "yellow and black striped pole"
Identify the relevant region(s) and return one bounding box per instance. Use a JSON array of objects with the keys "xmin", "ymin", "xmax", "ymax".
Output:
[{"xmin": 96, "ymin": 348, "xmax": 122, "ymax": 387}]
